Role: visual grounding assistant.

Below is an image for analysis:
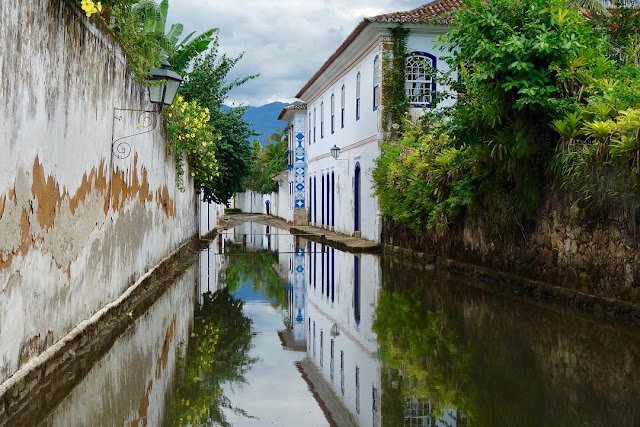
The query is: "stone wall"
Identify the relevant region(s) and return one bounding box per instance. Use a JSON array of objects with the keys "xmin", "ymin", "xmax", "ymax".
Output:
[
  {"xmin": 0, "ymin": 1, "xmax": 197, "ymax": 385},
  {"xmin": 383, "ymin": 189, "xmax": 640, "ymax": 305}
]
